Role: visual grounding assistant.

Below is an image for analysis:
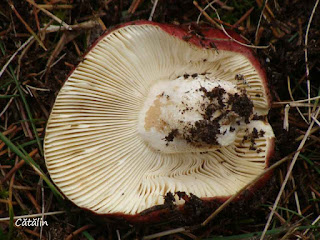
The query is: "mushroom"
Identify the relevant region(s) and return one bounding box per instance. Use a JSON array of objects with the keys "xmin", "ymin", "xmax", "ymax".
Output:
[{"xmin": 44, "ymin": 21, "xmax": 275, "ymax": 220}]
